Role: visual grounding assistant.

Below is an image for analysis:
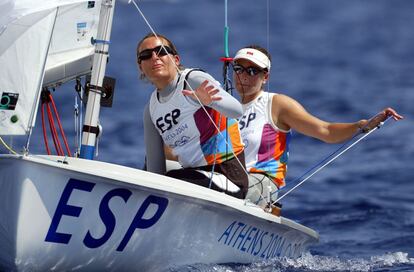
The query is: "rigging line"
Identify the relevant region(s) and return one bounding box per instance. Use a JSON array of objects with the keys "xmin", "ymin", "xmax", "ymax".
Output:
[
  {"xmin": 274, "ymin": 117, "xmax": 392, "ymax": 203},
  {"xmin": 74, "ymin": 79, "xmax": 84, "ymax": 156},
  {"xmin": 224, "ymin": 0, "xmax": 229, "ymax": 58},
  {"xmin": 231, "ymin": 61, "xmax": 274, "ymax": 204},
  {"xmin": 222, "ymin": 0, "xmax": 230, "ymax": 191},
  {"xmin": 264, "ymin": 0, "xmax": 273, "ymax": 202},
  {"xmin": 41, "ymin": 102, "xmax": 51, "ymax": 155},
  {"xmin": 130, "ymin": 0, "xmax": 251, "ymax": 178},
  {"xmin": 280, "ymin": 112, "xmax": 392, "ymax": 194},
  {"xmin": 74, "ymin": 96, "xmax": 79, "ymax": 153},
  {"xmin": 259, "ymin": 0, "xmax": 272, "ymax": 174},
  {"xmin": 266, "ymin": 0, "xmax": 270, "ymax": 92},
  {"xmin": 47, "ymin": 102, "xmax": 64, "ymax": 156},
  {"xmin": 263, "ymin": 0, "xmax": 272, "ymax": 205},
  {"xmin": 208, "ymin": 0, "xmax": 229, "ymax": 189},
  {"xmin": 0, "ymin": 136, "xmax": 18, "ymax": 155},
  {"xmin": 49, "ymin": 93, "xmax": 71, "ymax": 156}
]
